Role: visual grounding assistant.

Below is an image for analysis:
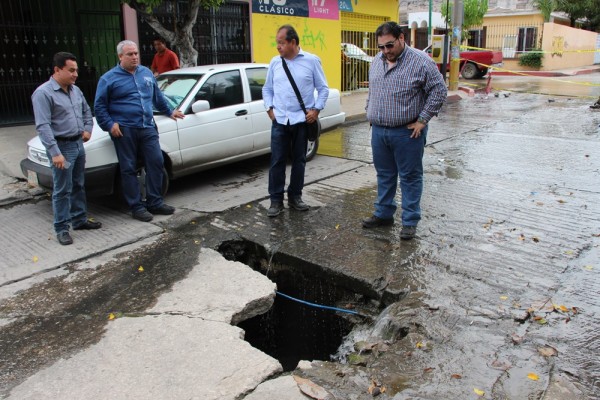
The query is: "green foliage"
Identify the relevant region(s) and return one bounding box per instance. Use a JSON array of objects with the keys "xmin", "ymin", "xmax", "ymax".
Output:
[
  {"xmin": 518, "ymin": 50, "xmax": 544, "ymax": 68},
  {"xmin": 554, "ymin": 0, "xmax": 594, "ymax": 27},
  {"xmin": 533, "ymin": 0, "xmax": 556, "ymax": 22},
  {"xmin": 442, "ymin": 0, "xmax": 489, "ymax": 41}
]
